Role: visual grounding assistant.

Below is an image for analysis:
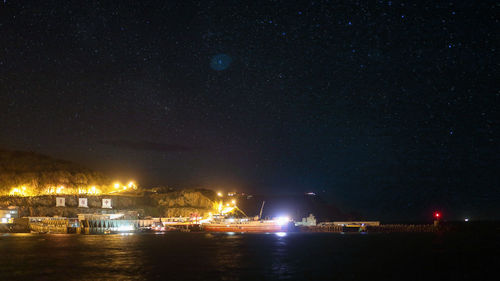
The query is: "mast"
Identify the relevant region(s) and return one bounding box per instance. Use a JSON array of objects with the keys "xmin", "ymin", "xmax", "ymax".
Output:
[{"xmin": 259, "ymin": 201, "xmax": 266, "ymax": 219}]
